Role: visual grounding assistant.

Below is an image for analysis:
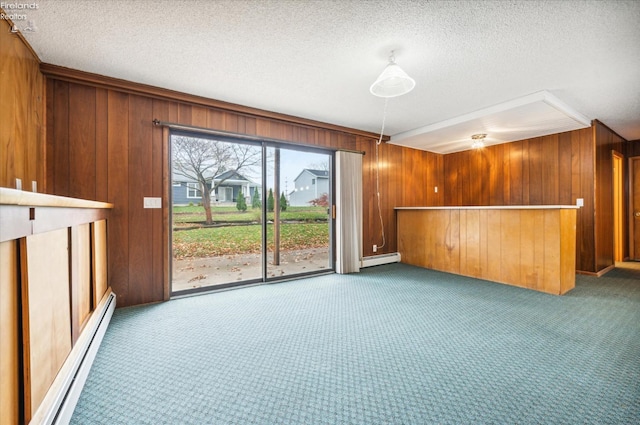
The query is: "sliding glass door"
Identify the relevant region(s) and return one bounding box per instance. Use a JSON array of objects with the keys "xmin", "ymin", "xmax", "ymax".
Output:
[
  {"xmin": 170, "ymin": 132, "xmax": 333, "ymax": 294},
  {"xmin": 265, "ymin": 146, "xmax": 332, "ymax": 280},
  {"xmin": 171, "ymin": 134, "xmax": 263, "ymax": 292}
]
